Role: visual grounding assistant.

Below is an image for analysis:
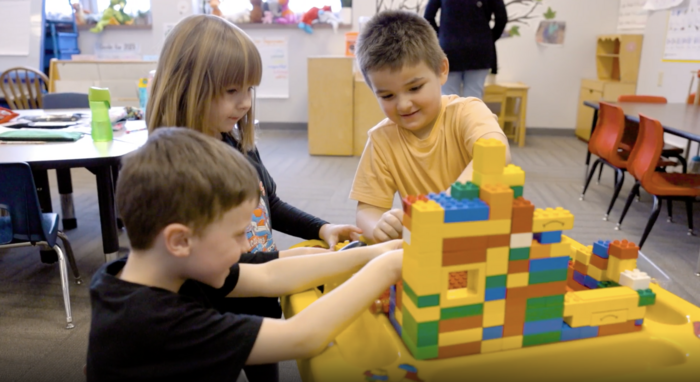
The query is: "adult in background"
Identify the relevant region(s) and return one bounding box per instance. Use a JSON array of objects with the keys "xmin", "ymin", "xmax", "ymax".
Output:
[{"xmin": 425, "ymin": 0, "xmax": 507, "ymax": 99}]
